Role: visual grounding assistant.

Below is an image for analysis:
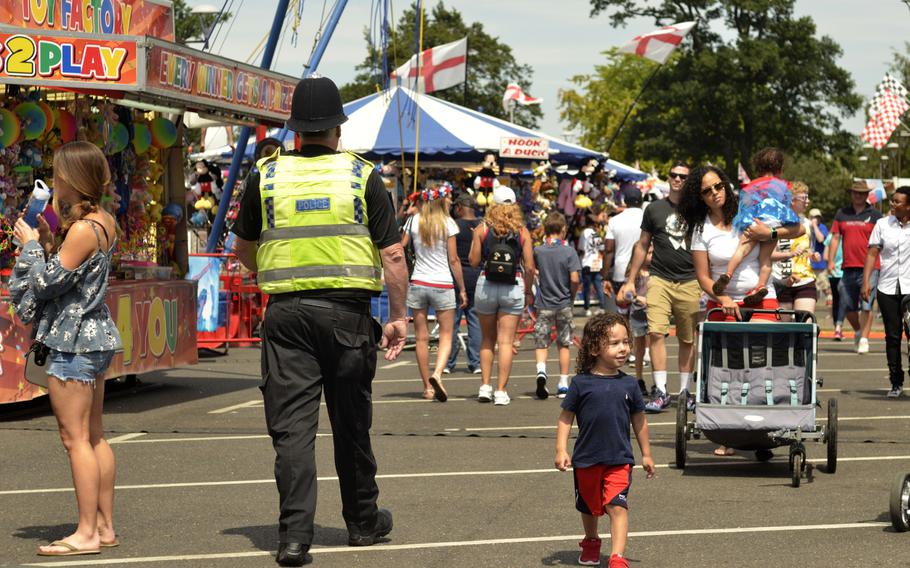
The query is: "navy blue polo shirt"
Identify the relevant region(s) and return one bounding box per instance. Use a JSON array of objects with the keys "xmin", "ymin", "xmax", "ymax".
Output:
[{"xmin": 561, "ymin": 371, "xmax": 646, "ymax": 468}]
